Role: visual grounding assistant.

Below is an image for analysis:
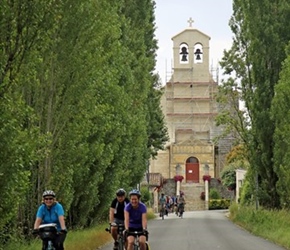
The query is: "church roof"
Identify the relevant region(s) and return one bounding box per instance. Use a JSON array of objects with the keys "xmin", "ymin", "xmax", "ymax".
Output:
[{"xmin": 171, "ymin": 28, "xmax": 211, "ymax": 40}]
